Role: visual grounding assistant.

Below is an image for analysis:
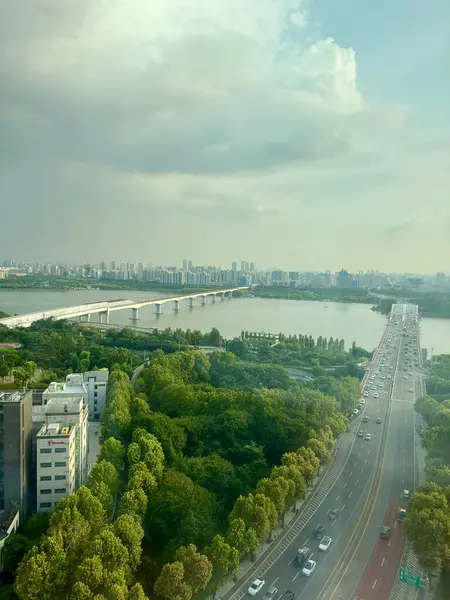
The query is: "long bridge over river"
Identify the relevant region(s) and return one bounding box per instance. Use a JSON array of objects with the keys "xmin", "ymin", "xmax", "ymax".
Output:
[{"xmin": 0, "ymin": 287, "xmax": 248, "ymax": 328}]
